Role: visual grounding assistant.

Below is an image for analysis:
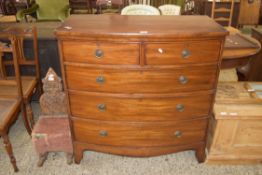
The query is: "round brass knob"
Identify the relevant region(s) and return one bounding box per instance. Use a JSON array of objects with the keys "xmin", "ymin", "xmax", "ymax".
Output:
[
  {"xmin": 99, "ymin": 130, "xmax": 108, "ymax": 137},
  {"xmin": 96, "ymin": 76, "xmax": 105, "ymax": 84},
  {"xmin": 175, "ymin": 131, "xmax": 182, "ymax": 138},
  {"xmin": 181, "ymin": 49, "xmax": 191, "ymax": 59},
  {"xmin": 95, "ymin": 49, "xmax": 104, "ymax": 58},
  {"xmin": 97, "ymin": 103, "xmax": 106, "ymax": 112},
  {"xmin": 179, "ymin": 75, "xmax": 188, "ymax": 84},
  {"xmin": 176, "ymin": 104, "xmax": 185, "ymax": 112}
]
